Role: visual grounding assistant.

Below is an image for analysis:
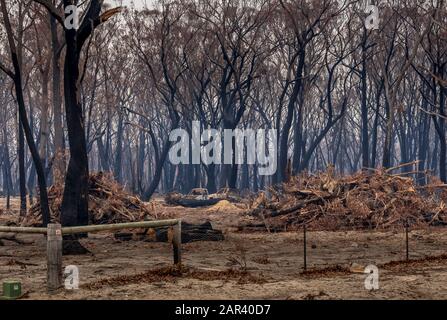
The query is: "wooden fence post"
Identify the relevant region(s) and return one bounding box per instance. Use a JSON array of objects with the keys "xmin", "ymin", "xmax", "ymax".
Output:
[
  {"xmin": 172, "ymin": 221, "xmax": 182, "ymax": 265},
  {"xmin": 47, "ymin": 223, "xmax": 62, "ymax": 293}
]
